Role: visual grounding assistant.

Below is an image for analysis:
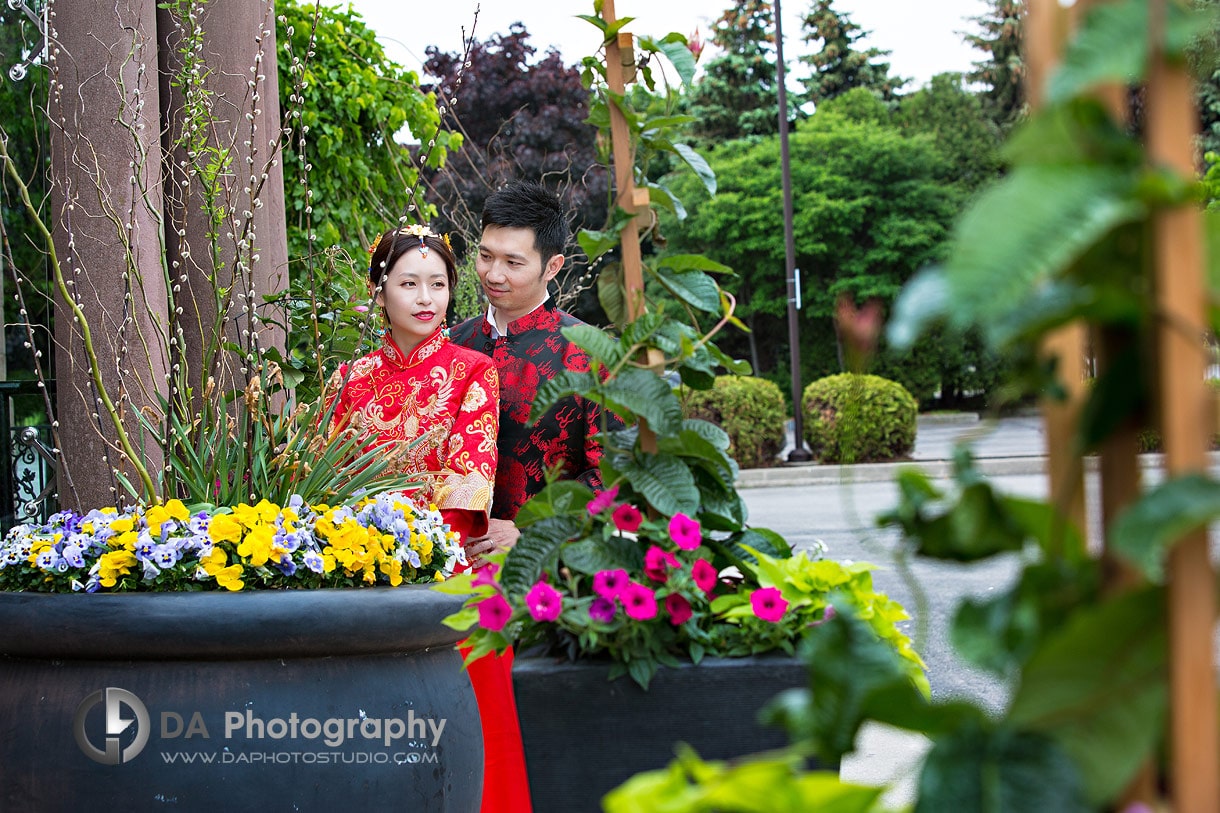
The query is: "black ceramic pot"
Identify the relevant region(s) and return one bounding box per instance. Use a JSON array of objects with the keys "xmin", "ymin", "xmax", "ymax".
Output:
[
  {"xmin": 0, "ymin": 586, "xmax": 482, "ymax": 812},
  {"xmin": 513, "ymin": 654, "xmax": 821, "ymax": 812}
]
